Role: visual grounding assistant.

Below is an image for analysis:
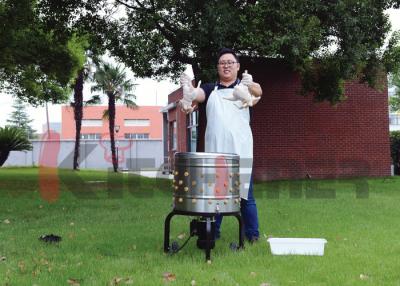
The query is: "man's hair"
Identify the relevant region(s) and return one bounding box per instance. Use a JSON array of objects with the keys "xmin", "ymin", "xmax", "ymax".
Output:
[{"xmin": 217, "ymin": 48, "xmax": 239, "ymax": 63}]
